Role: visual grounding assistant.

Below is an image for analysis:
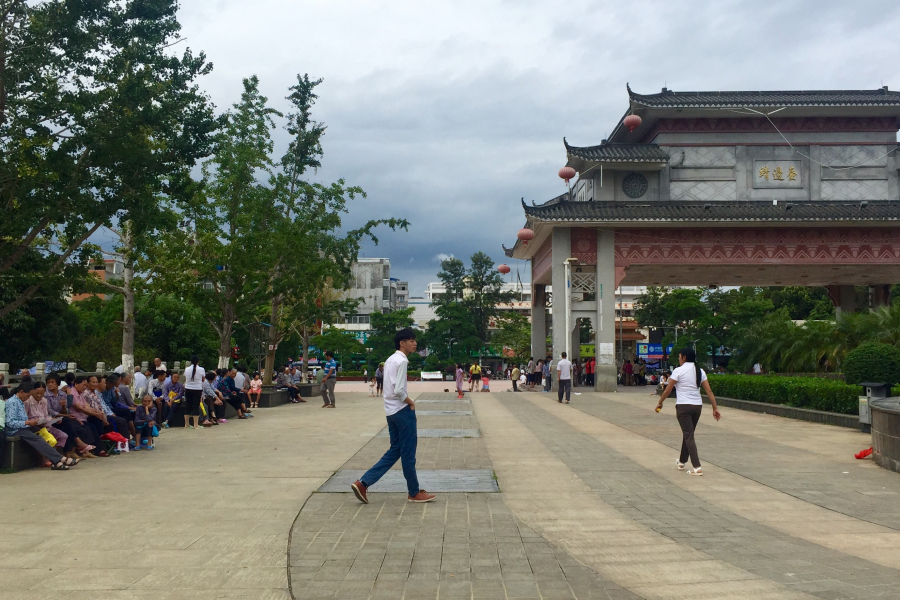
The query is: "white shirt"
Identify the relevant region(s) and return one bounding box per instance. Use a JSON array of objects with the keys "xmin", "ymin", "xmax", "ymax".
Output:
[
  {"xmin": 183, "ymin": 364, "xmax": 206, "ymax": 391},
  {"xmin": 133, "ymin": 371, "xmax": 148, "ymax": 397},
  {"xmin": 753, "ymin": 363, "xmax": 762, "ymax": 374},
  {"xmin": 670, "ymin": 363, "xmax": 707, "ymax": 406},
  {"xmin": 233, "ymin": 371, "xmax": 246, "ymax": 390},
  {"xmin": 383, "ymin": 350, "xmax": 410, "ymax": 416},
  {"xmin": 556, "ymin": 358, "xmax": 572, "ymax": 380}
]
